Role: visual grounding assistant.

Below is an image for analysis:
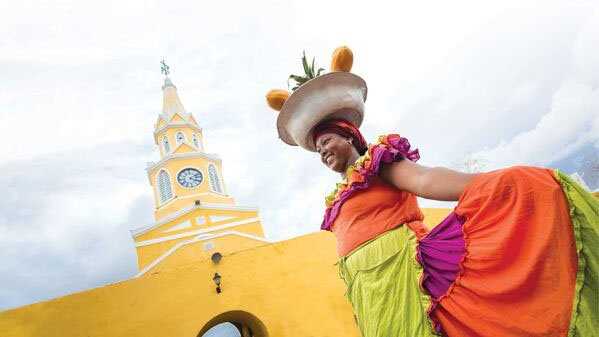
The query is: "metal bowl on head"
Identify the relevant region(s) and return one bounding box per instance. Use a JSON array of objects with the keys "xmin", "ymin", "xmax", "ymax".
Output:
[{"xmin": 276, "ymin": 72, "xmax": 368, "ymax": 152}]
